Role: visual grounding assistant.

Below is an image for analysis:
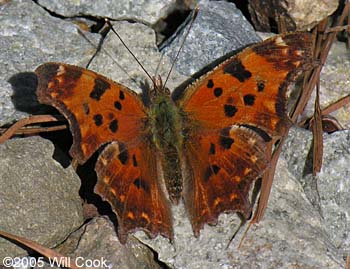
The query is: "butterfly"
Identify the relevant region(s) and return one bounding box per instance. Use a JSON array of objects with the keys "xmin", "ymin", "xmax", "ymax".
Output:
[{"xmin": 35, "ymin": 32, "xmax": 313, "ymax": 243}]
